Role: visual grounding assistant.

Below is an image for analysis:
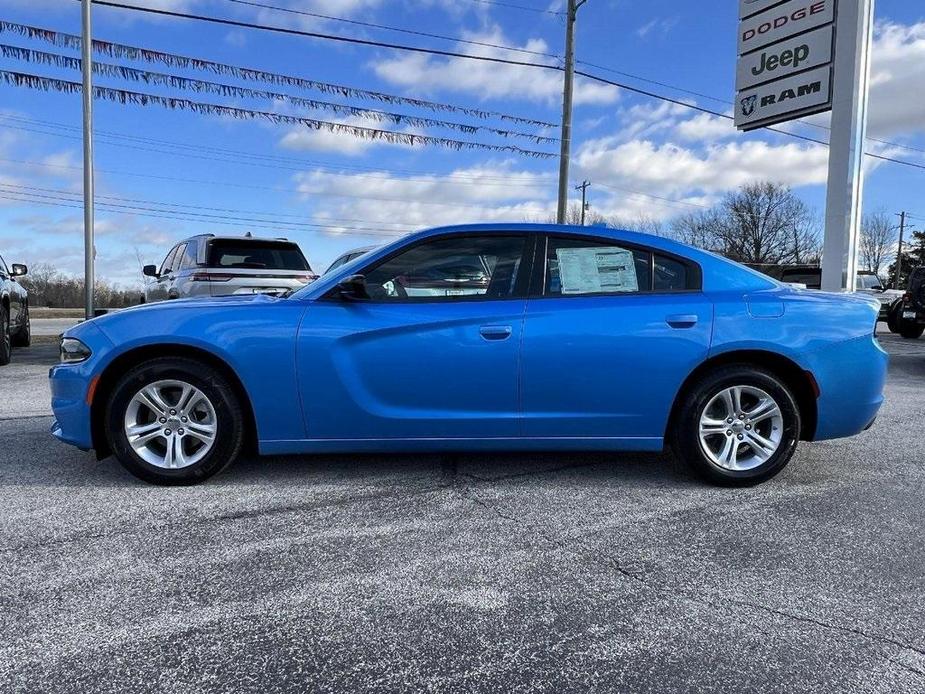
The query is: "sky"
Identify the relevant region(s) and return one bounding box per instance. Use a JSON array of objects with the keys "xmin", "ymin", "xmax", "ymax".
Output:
[{"xmin": 1, "ymin": 0, "xmax": 924, "ymax": 287}]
